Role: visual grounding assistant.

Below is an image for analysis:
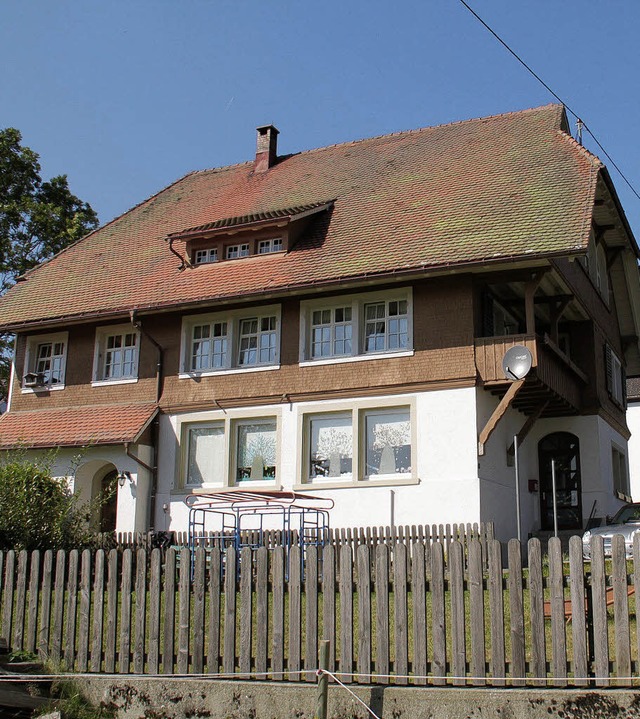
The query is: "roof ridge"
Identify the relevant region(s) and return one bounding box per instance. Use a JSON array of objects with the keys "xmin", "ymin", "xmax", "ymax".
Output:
[
  {"xmin": 132, "ymin": 104, "xmax": 565, "ymax": 185},
  {"xmin": 289, "ymin": 103, "xmax": 563, "ymax": 159},
  {"xmin": 184, "ymin": 159, "xmax": 253, "ymax": 177}
]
